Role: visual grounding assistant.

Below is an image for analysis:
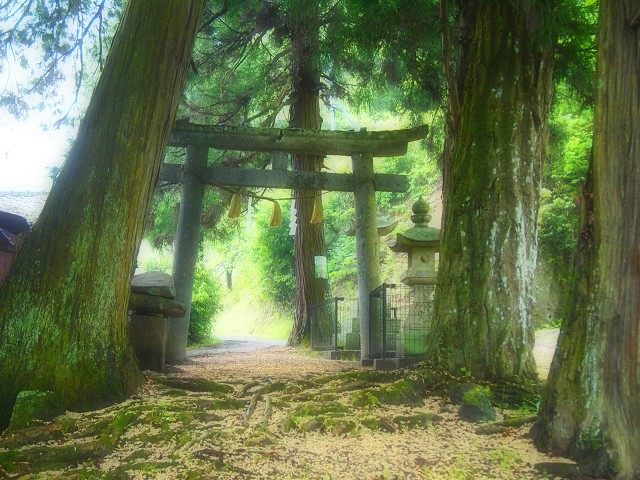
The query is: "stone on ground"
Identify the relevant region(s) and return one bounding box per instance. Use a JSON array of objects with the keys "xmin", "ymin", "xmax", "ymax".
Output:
[
  {"xmin": 458, "ymin": 385, "xmax": 496, "ymax": 422},
  {"xmin": 9, "ymin": 390, "xmax": 62, "ymax": 431}
]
